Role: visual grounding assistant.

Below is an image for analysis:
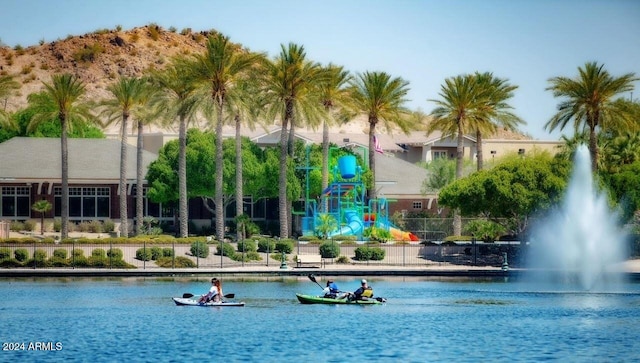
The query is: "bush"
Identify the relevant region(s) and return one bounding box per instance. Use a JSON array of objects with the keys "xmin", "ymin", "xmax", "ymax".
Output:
[
  {"xmin": 336, "ymin": 256, "xmax": 350, "ymax": 264},
  {"xmin": 10, "ymin": 221, "xmax": 24, "ymax": 231},
  {"xmin": 162, "ymin": 247, "xmax": 174, "ymax": 257},
  {"xmin": 92, "ymin": 248, "xmax": 106, "ymax": 258},
  {"xmin": 354, "ymin": 246, "xmax": 386, "ymax": 261},
  {"xmin": 150, "ymin": 246, "xmax": 163, "ymax": 260},
  {"xmin": 14, "ymin": 248, "xmax": 29, "ymax": 262},
  {"xmin": 156, "ymin": 256, "xmax": 196, "ymax": 268},
  {"xmin": 275, "ymin": 239, "xmax": 294, "ymax": 254},
  {"xmin": 0, "ymin": 247, "xmax": 11, "ymax": 259},
  {"xmin": 34, "ymin": 248, "xmax": 47, "ymax": 262},
  {"xmin": 103, "ymin": 219, "xmax": 115, "ymax": 232},
  {"xmin": 216, "ymin": 242, "xmax": 236, "ymax": 259},
  {"xmin": 53, "ymin": 248, "xmax": 68, "ymax": 259},
  {"xmin": 257, "ymin": 238, "xmax": 276, "ymax": 253},
  {"xmin": 237, "ymin": 239, "xmax": 257, "ymax": 253},
  {"xmin": 24, "ymin": 220, "xmax": 36, "ymax": 232},
  {"xmin": 319, "ymin": 241, "xmax": 340, "ymax": 258},
  {"xmin": 107, "ymin": 248, "xmax": 123, "ymax": 260},
  {"xmin": 136, "ymin": 247, "xmax": 152, "ymax": 261},
  {"xmin": 190, "ymin": 241, "xmax": 209, "ymax": 258}
]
